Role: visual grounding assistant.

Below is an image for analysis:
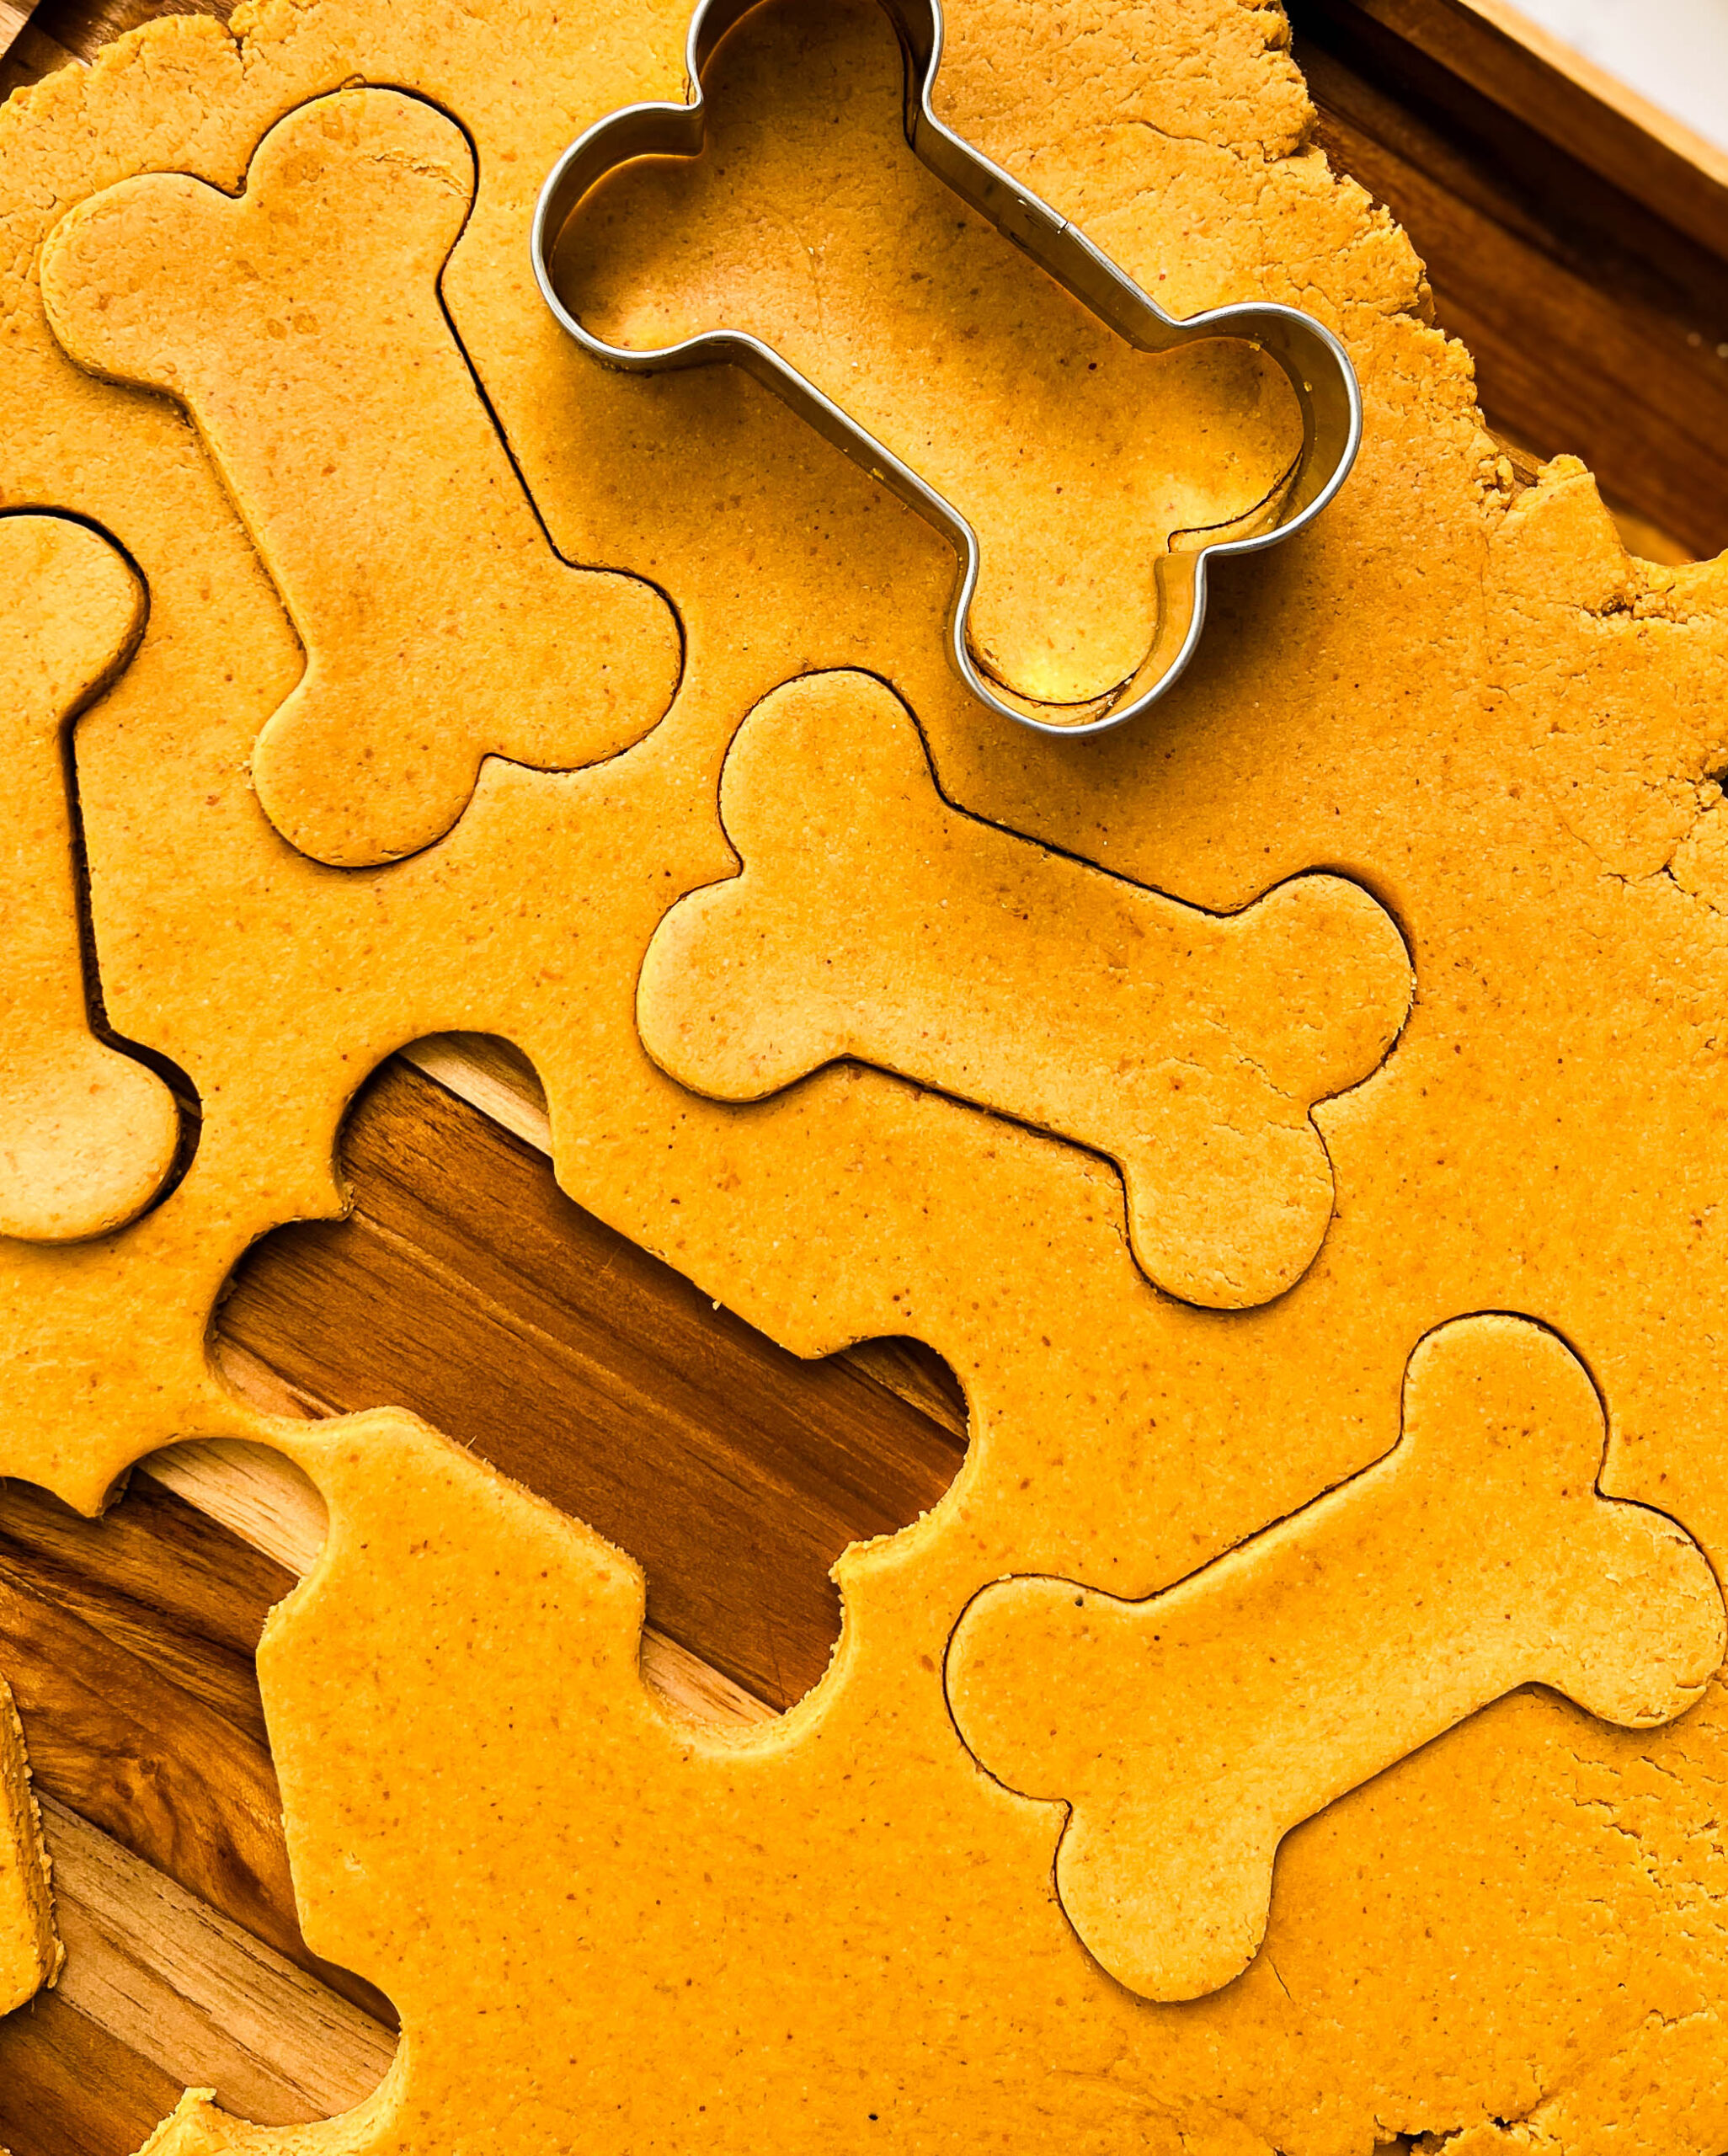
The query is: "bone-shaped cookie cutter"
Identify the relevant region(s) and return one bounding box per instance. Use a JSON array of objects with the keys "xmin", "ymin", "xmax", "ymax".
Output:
[{"xmin": 533, "ymin": 0, "xmax": 1362, "ymax": 739}]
